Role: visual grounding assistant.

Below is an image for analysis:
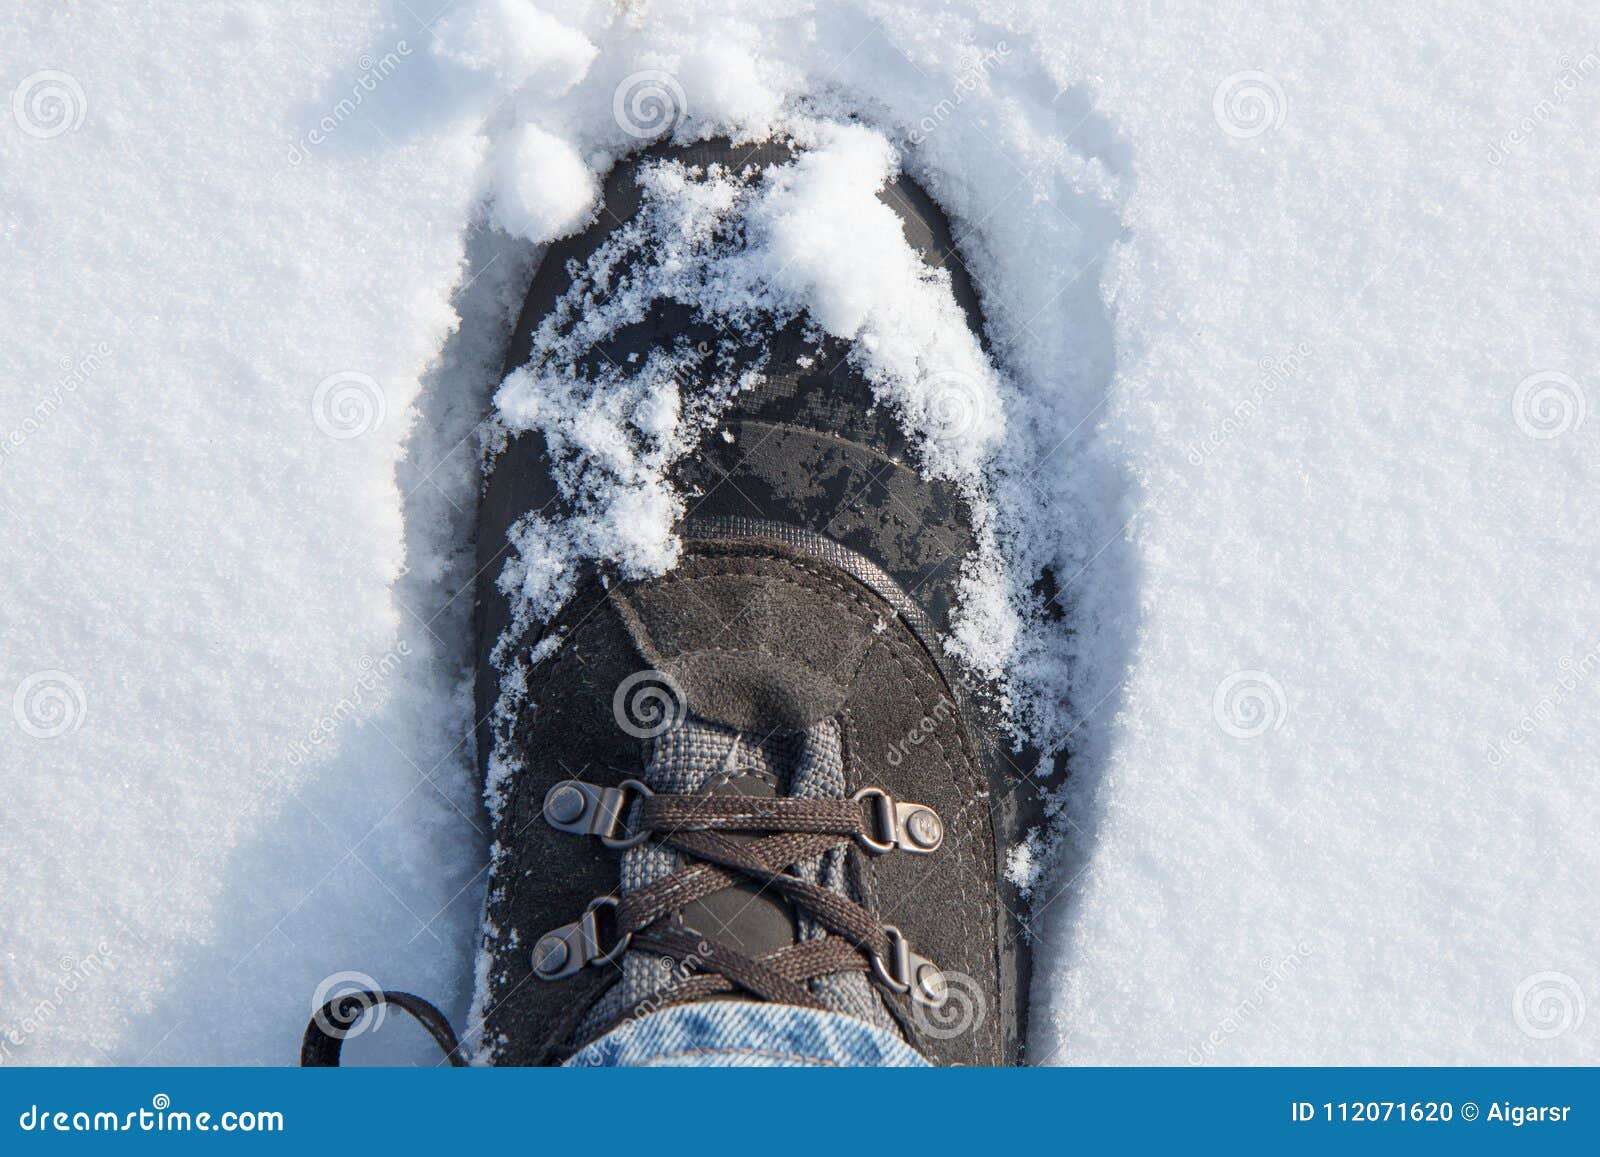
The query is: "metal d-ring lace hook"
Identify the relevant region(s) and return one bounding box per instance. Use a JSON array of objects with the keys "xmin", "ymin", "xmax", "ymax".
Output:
[
  {"xmin": 532, "ymin": 896, "xmax": 633, "ymax": 981},
  {"xmin": 851, "ymin": 788, "xmax": 944, "ymax": 855},
  {"xmin": 542, "ymin": 779, "xmax": 655, "ymax": 850}
]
